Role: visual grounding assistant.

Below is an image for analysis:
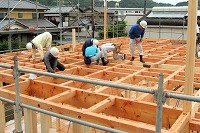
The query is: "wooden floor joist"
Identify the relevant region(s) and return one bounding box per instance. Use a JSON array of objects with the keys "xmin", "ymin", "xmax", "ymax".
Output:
[{"xmin": 0, "ymin": 37, "xmax": 200, "ymax": 132}]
